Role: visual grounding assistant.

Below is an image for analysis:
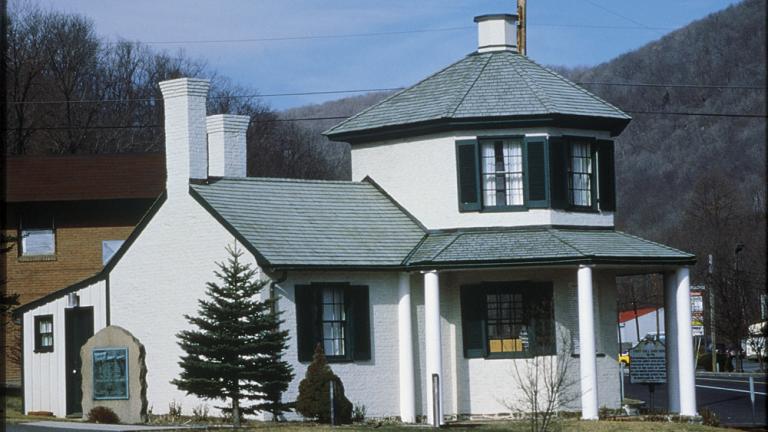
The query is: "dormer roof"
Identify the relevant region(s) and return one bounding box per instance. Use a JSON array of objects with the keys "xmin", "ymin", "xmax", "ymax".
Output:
[{"xmin": 324, "ymin": 50, "xmax": 631, "ymax": 143}]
